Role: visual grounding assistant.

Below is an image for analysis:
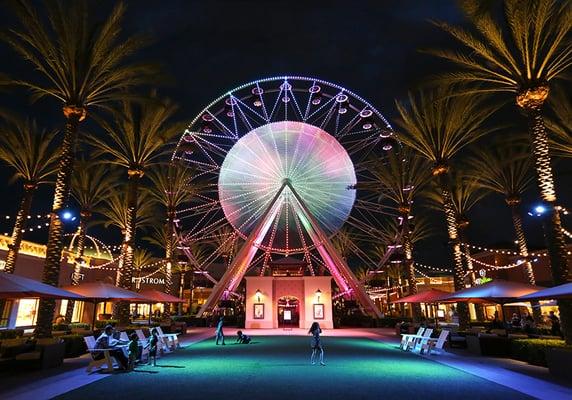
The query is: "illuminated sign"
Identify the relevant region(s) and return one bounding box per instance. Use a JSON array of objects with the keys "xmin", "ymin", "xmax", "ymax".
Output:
[{"xmin": 132, "ymin": 277, "xmax": 165, "ymax": 285}]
